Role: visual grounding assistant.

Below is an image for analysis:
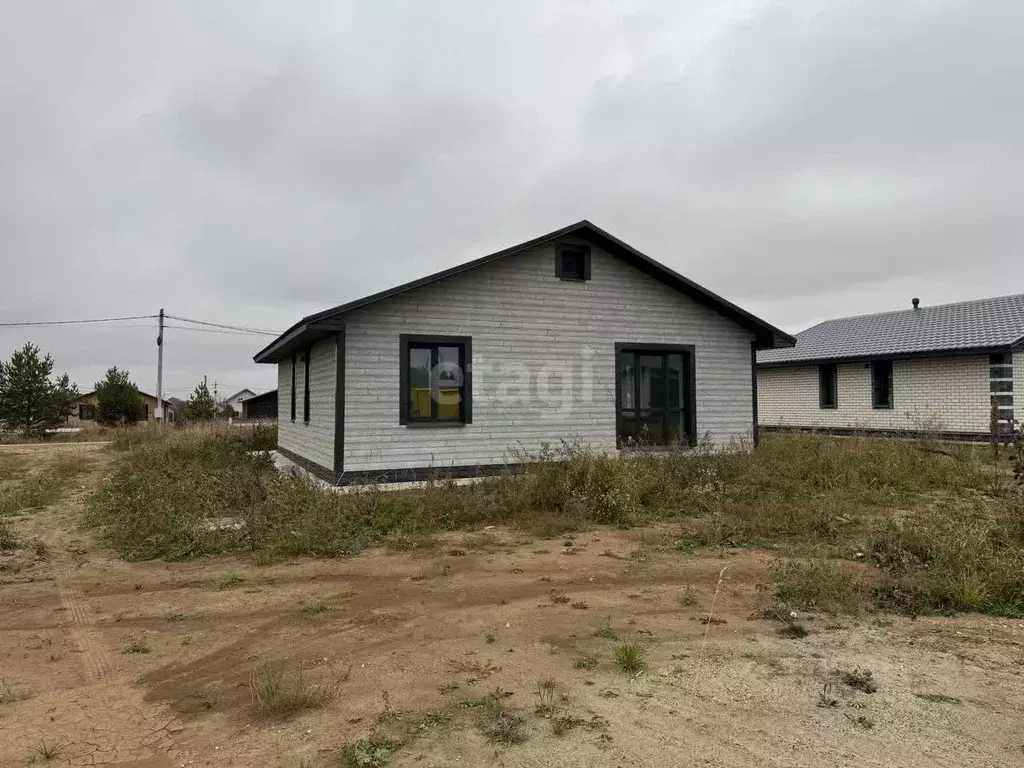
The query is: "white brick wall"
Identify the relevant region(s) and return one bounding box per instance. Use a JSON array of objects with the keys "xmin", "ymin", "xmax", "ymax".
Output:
[
  {"xmin": 341, "ymin": 242, "xmax": 757, "ymax": 473},
  {"xmin": 757, "ymin": 355, "xmax": 991, "ymax": 434},
  {"xmin": 1012, "ymin": 351, "xmax": 1022, "ymax": 427},
  {"xmin": 277, "ymin": 337, "xmax": 336, "ymax": 469}
]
